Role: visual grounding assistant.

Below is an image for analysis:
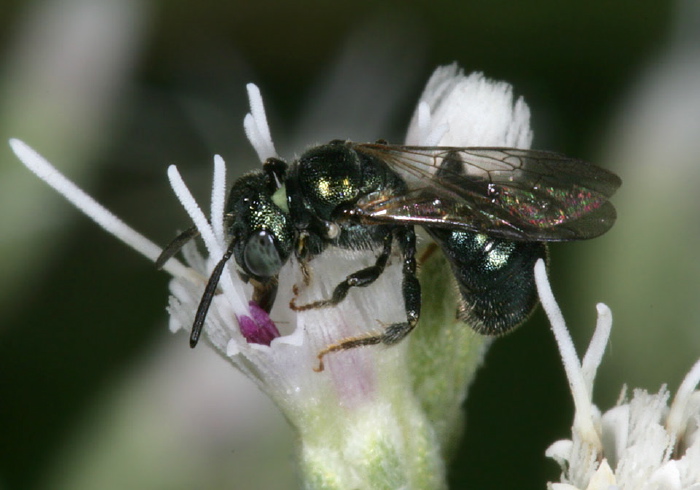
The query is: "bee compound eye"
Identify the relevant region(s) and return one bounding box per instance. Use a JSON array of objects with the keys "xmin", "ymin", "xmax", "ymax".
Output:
[{"xmin": 243, "ymin": 230, "xmax": 283, "ymax": 278}]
